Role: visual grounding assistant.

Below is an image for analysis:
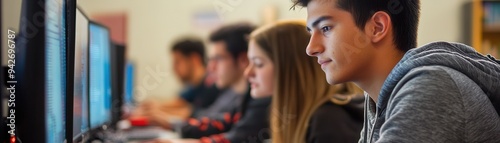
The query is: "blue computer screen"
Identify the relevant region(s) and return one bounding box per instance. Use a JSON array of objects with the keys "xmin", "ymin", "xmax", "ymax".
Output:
[
  {"xmin": 73, "ymin": 8, "xmax": 89, "ymax": 137},
  {"xmin": 125, "ymin": 62, "xmax": 134, "ymax": 106},
  {"xmin": 89, "ymin": 23, "xmax": 112, "ymax": 129},
  {"xmin": 45, "ymin": 0, "xmax": 66, "ymax": 142}
]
